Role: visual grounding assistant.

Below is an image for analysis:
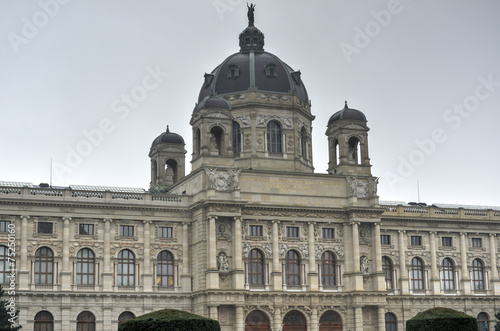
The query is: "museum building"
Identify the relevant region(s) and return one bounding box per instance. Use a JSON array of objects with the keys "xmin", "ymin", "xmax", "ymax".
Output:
[{"xmin": 1, "ymin": 9, "xmax": 499, "ymax": 331}]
